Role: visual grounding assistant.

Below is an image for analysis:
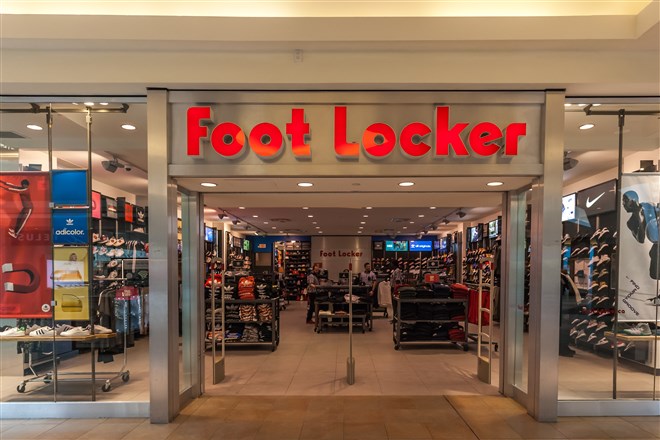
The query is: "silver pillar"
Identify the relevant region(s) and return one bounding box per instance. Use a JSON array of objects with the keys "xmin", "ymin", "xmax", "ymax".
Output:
[
  {"xmin": 527, "ymin": 90, "xmax": 565, "ymax": 421},
  {"xmin": 147, "ymin": 88, "xmax": 180, "ymax": 423},
  {"xmin": 181, "ymin": 191, "xmax": 204, "ymax": 399}
]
